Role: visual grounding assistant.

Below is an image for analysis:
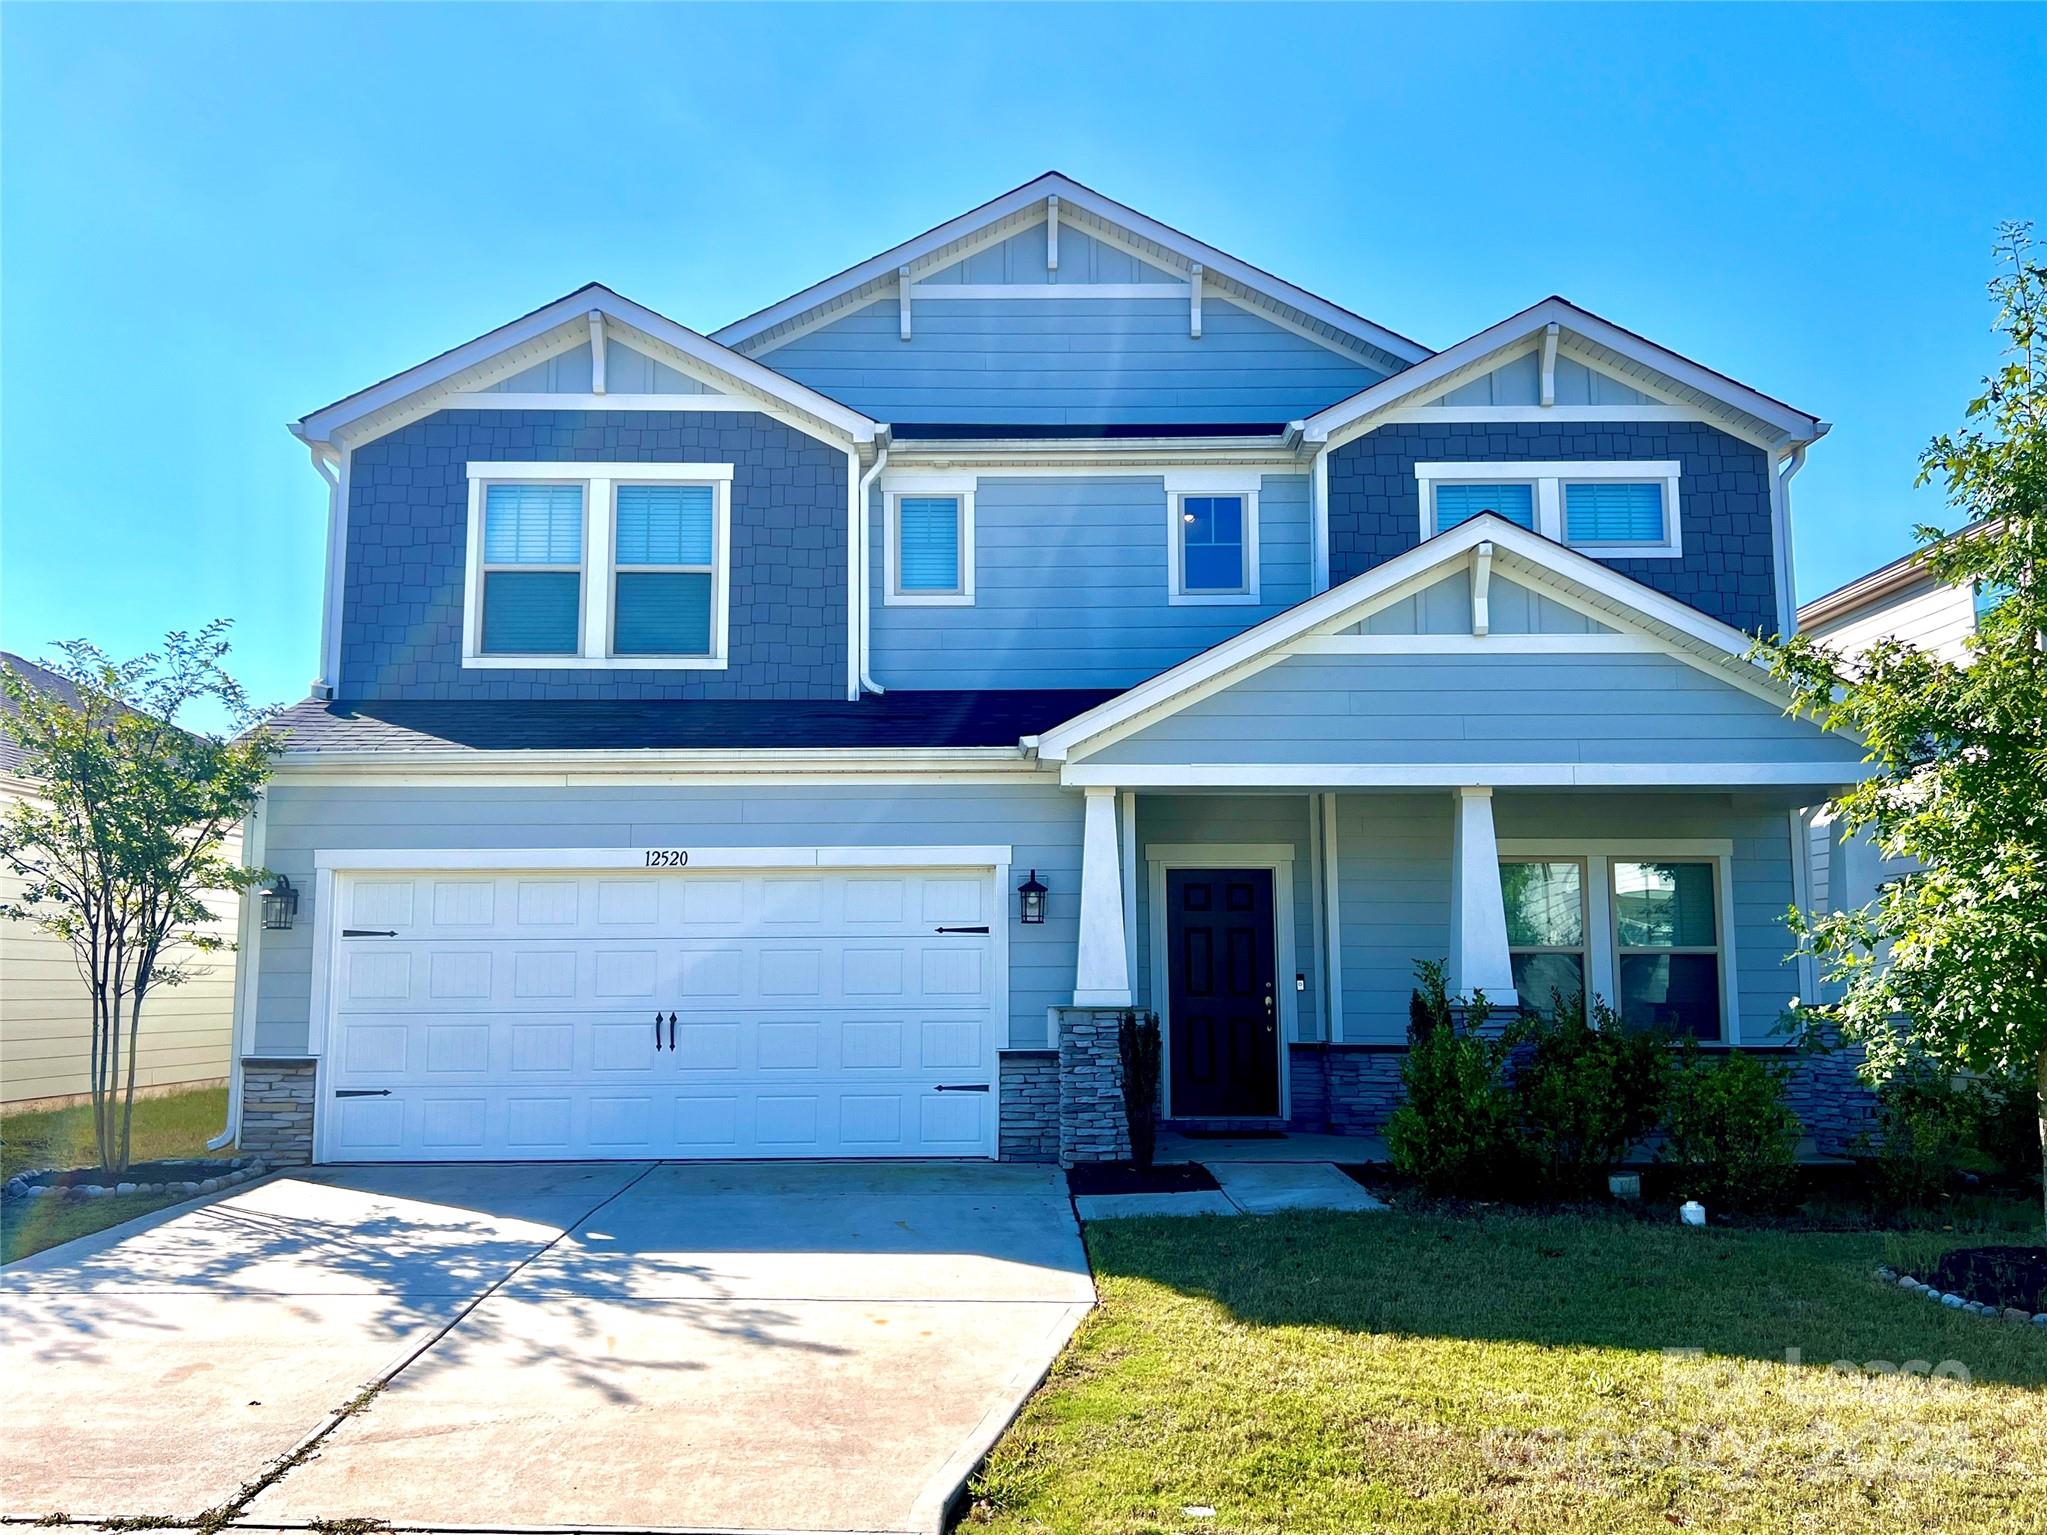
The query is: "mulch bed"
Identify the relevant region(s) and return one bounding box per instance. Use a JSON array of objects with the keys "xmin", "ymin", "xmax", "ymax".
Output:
[
  {"xmin": 12, "ymin": 1157, "xmax": 252, "ymax": 1192},
  {"xmin": 1929, "ymin": 1246, "xmax": 2047, "ymax": 1313},
  {"xmin": 1067, "ymin": 1161, "xmax": 1220, "ymax": 1196}
]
